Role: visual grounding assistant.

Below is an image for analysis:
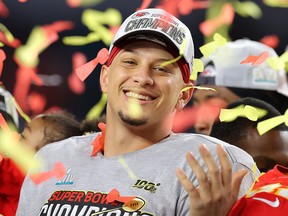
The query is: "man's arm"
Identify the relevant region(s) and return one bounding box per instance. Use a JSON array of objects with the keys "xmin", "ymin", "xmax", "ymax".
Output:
[{"xmin": 176, "ymin": 144, "xmax": 248, "ymax": 216}]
